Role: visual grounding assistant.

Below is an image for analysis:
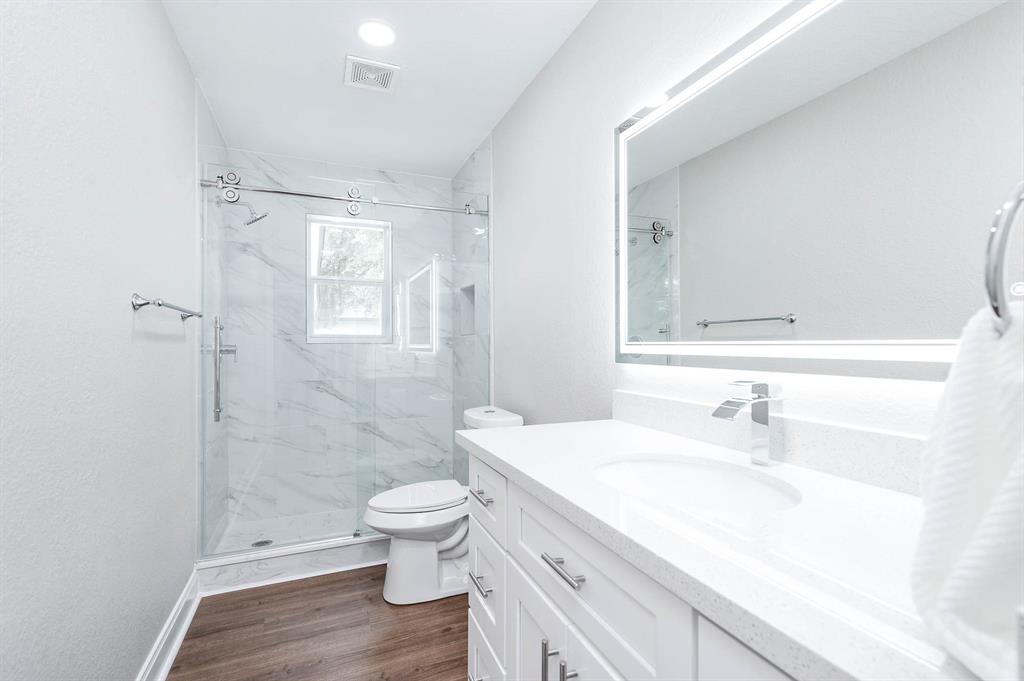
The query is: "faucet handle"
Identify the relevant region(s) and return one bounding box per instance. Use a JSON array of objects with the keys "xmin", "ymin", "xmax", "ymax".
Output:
[{"xmin": 729, "ymin": 380, "xmax": 780, "ymax": 399}]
